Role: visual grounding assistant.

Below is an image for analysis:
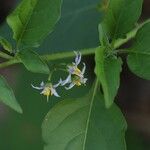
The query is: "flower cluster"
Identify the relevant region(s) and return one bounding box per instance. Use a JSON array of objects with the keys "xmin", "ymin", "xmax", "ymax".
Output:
[
  {"xmin": 61, "ymin": 51, "xmax": 87, "ymax": 89},
  {"xmin": 31, "ymin": 51, "xmax": 87, "ymax": 101}
]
